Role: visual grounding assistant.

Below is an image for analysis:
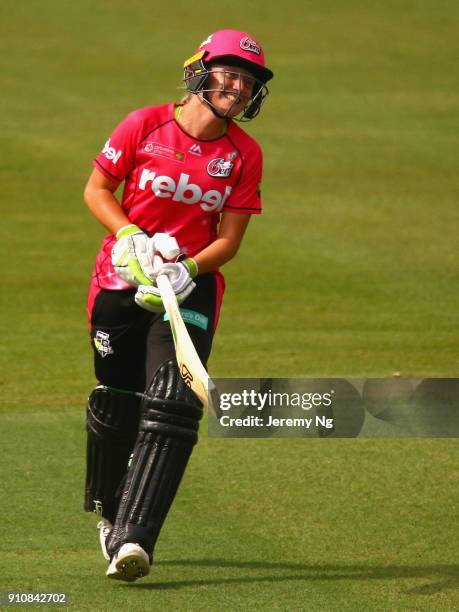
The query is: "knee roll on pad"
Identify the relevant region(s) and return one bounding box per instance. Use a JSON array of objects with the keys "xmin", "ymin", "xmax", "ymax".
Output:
[
  {"xmin": 106, "ymin": 360, "xmax": 203, "ymax": 560},
  {"xmin": 85, "ymin": 386, "xmax": 142, "ymax": 522},
  {"xmin": 142, "ymin": 360, "xmax": 203, "ymax": 444},
  {"xmin": 146, "ymin": 358, "xmax": 204, "ymax": 408}
]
